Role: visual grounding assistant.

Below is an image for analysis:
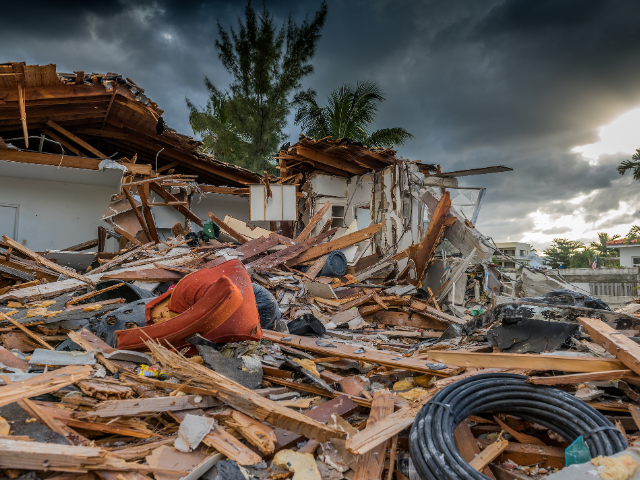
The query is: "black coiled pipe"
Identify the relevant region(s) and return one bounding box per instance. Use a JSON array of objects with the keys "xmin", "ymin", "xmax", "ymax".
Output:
[{"xmin": 409, "ymin": 373, "xmax": 627, "ymax": 480}]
